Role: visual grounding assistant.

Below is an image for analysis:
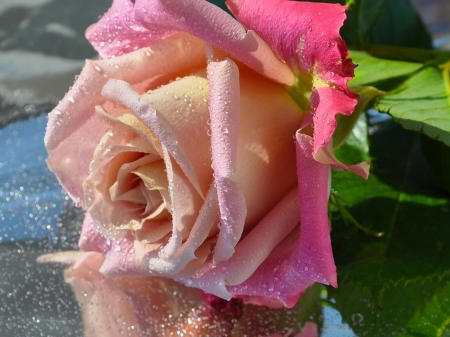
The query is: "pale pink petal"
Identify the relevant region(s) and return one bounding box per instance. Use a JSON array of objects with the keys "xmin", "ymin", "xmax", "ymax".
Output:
[
  {"xmin": 207, "ymin": 59, "xmax": 247, "ymax": 262},
  {"xmin": 140, "ymin": 74, "xmax": 213, "ymax": 196},
  {"xmin": 87, "ymin": 0, "xmax": 294, "ymax": 85},
  {"xmin": 222, "ymin": 187, "xmax": 299, "ymax": 287},
  {"xmin": 79, "ymin": 213, "xmax": 149, "ymax": 275},
  {"xmin": 45, "ymin": 33, "xmax": 206, "ymax": 205},
  {"xmin": 175, "ymin": 187, "xmax": 300, "ymax": 301},
  {"xmin": 79, "ymin": 213, "xmax": 111, "ymax": 253},
  {"xmin": 213, "ymin": 177, "xmax": 247, "ymax": 263},
  {"xmin": 46, "ymin": 112, "xmax": 106, "ymax": 206},
  {"xmin": 99, "ymin": 232, "xmax": 151, "ymax": 276},
  {"xmin": 101, "ymin": 79, "xmax": 204, "ymax": 197},
  {"xmin": 139, "ymin": 0, "xmax": 295, "ymax": 85},
  {"xmin": 143, "ymin": 183, "xmax": 218, "ymax": 275},
  {"xmin": 86, "ymin": 0, "xmax": 175, "ymax": 59},
  {"xmin": 230, "ymin": 70, "xmax": 302, "ymax": 226},
  {"xmin": 229, "ymin": 227, "xmax": 305, "ymax": 308},
  {"xmin": 156, "ymin": 146, "xmax": 203, "ymax": 259},
  {"xmin": 84, "ymin": 151, "xmax": 162, "ymax": 236},
  {"xmin": 208, "ymin": 60, "xmax": 240, "ymax": 178}
]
